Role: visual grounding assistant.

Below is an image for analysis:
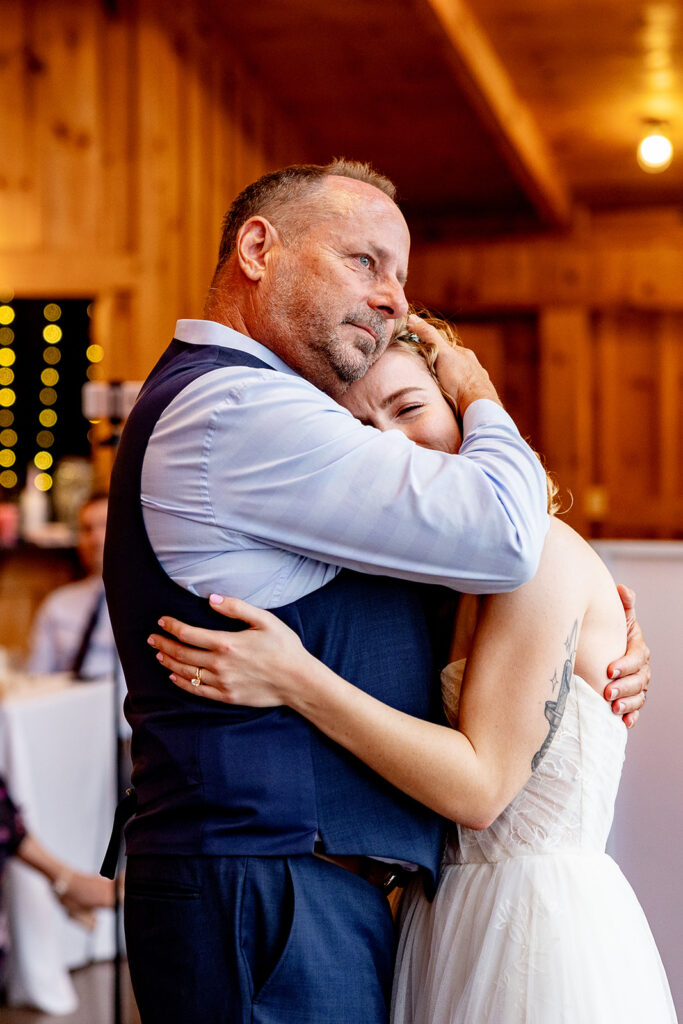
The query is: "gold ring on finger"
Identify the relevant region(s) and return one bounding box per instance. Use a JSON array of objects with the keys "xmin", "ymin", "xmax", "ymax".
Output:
[{"xmin": 191, "ymin": 667, "xmax": 202, "ymax": 688}]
